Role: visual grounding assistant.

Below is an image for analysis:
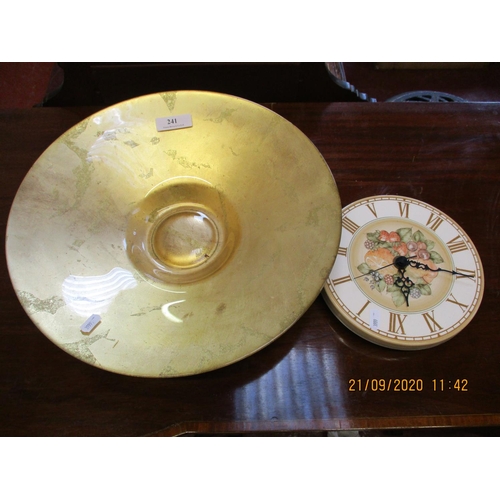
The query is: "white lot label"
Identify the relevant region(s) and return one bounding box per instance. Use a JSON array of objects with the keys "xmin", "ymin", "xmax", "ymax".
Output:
[
  {"xmin": 370, "ymin": 309, "xmax": 380, "ymax": 332},
  {"xmin": 156, "ymin": 114, "xmax": 193, "ymax": 132},
  {"xmin": 80, "ymin": 314, "xmax": 101, "ymax": 334}
]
